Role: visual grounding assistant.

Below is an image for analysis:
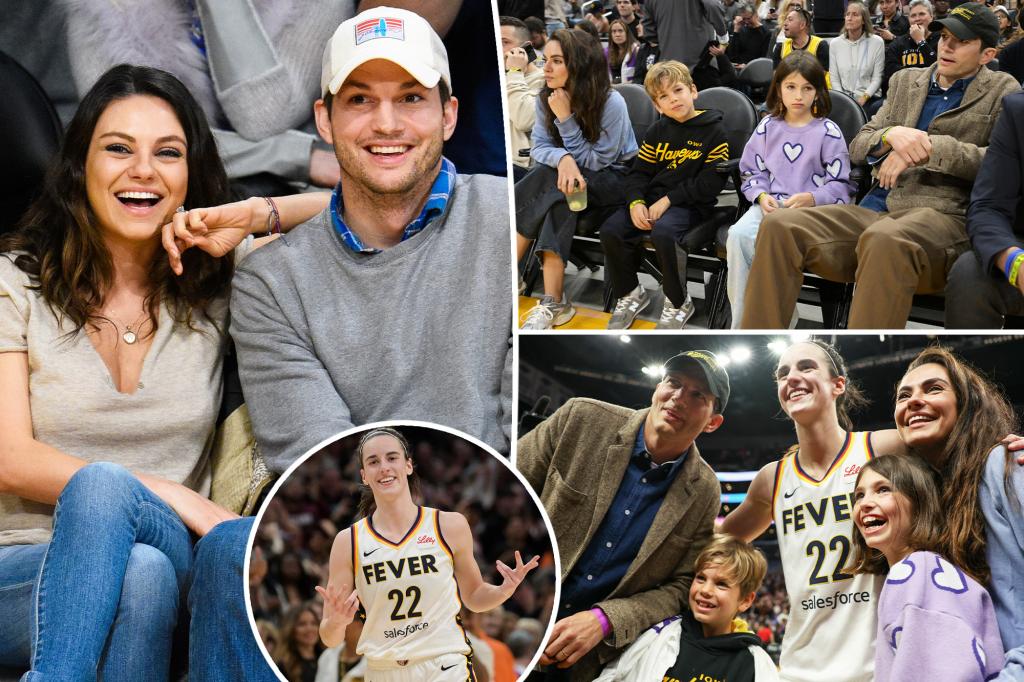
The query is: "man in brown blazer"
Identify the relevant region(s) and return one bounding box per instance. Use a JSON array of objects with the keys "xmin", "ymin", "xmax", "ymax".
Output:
[
  {"xmin": 739, "ymin": 2, "xmax": 1020, "ymax": 329},
  {"xmin": 517, "ymin": 351, "xmax": 726, "ymax": 681}
]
